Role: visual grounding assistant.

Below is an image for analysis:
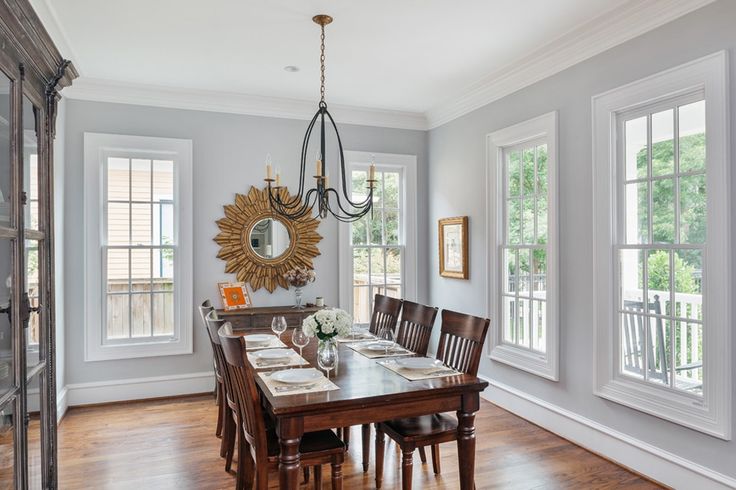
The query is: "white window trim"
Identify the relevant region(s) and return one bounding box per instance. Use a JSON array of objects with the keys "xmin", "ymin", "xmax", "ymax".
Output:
[
  {"xmin": 83, "ymin": 133, "xmax": 193, "ymax": 362},
  {"xmin": 487, "ymin": 111, "xmax": 560, "ymax": 381},
  {"xmin": 592, "ymin": 52, "xmax": 731, "ymax": 439},
  {"xmin": 337, "ymin": 151, "xmax": 418, "ymax": 316}
]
